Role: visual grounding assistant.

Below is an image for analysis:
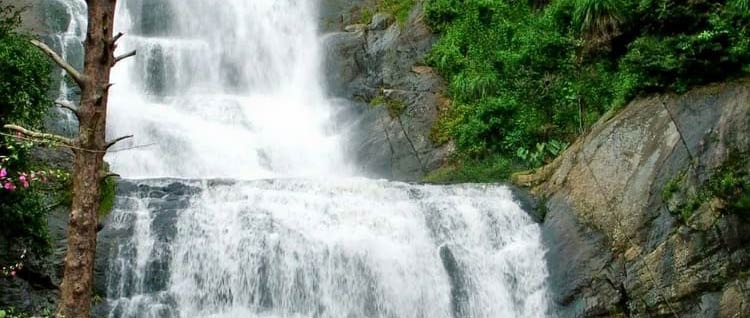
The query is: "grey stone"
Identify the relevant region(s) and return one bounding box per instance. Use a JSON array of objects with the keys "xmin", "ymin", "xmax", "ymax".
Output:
[
  {"xmin": 369, "ymin": 13, "xmax": 393, "ymax": 31},
  {"xmin": 538, "ymin": 80, "xmax": 750, "ymax": 317},
  {"xmin": 325, "ymin": 5, "xmax": 451, "ymax": 182}
]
